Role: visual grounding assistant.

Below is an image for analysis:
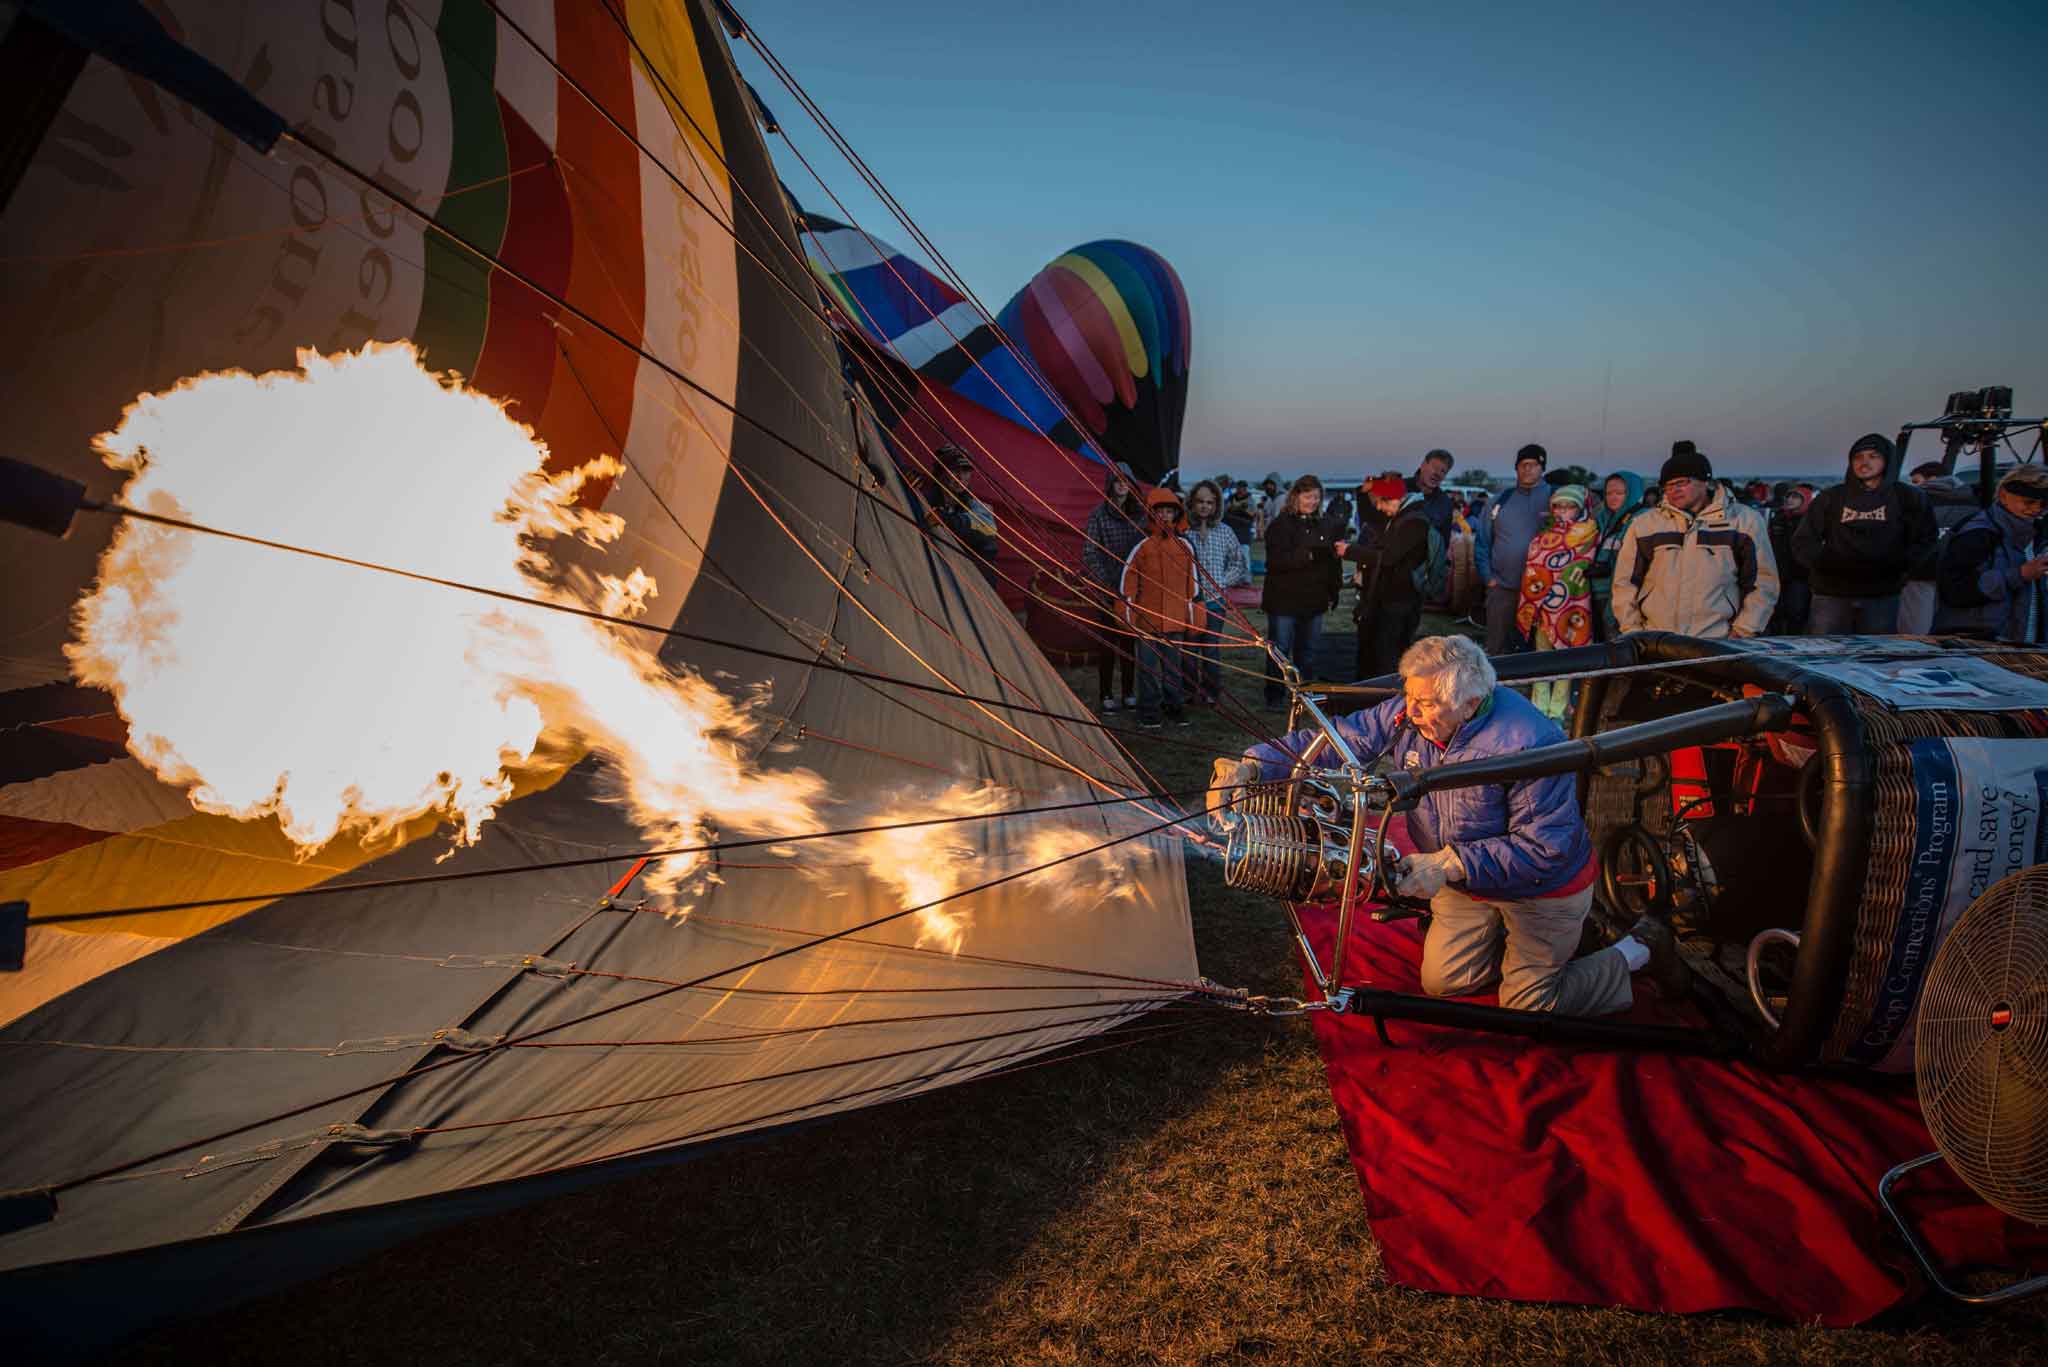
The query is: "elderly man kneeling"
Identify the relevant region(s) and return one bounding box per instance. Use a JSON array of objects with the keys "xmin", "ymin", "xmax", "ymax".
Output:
[{"xmin": 1211, "ymin": 634, "xmax": 1678, "ymax": 1015}]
